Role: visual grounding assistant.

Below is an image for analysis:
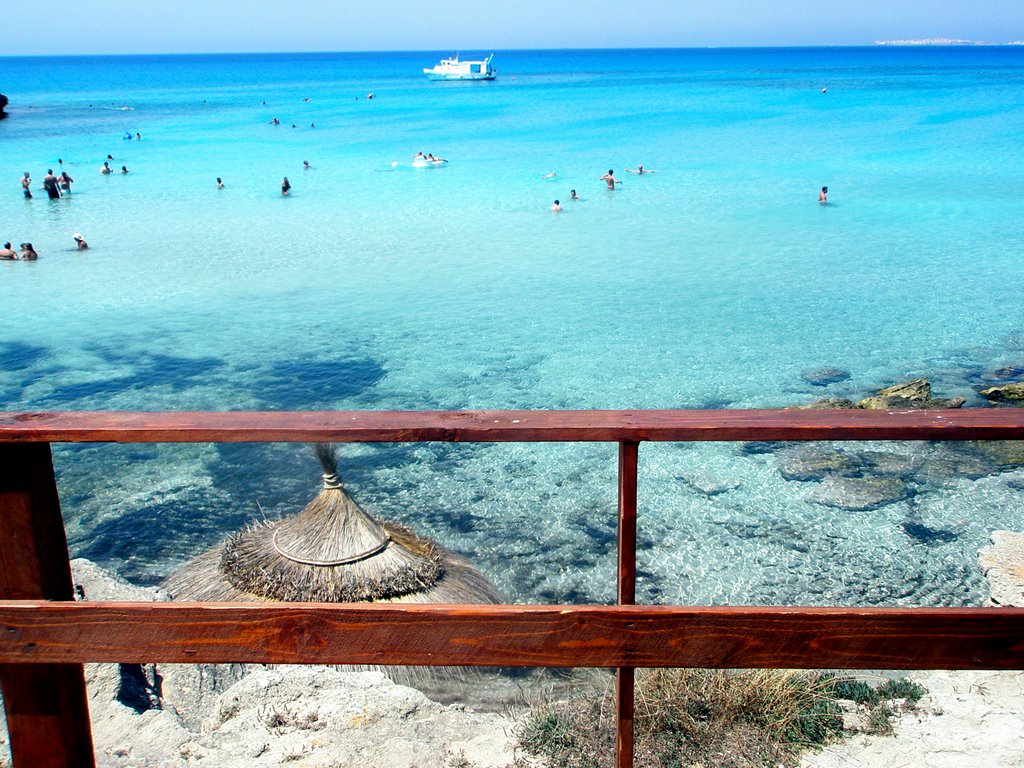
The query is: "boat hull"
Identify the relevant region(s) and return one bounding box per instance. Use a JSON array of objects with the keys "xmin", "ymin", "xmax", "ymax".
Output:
[{"xmin": 423, "ymin": 71, "xmax": 496, "ymax": 81}]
